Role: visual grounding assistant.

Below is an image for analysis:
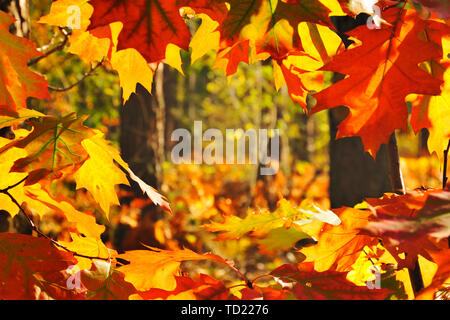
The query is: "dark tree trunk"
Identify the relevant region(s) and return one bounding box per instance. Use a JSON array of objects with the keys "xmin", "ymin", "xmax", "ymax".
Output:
[
  {"xmin": 116, "ymin": 68, "xmax": 176, "ymax": 251},
  {"xmin": 418, "ymin": 128, "xmax": 429, "ymax": 157},
  {"xmin": 328, "ymin": 106, "xmax": 392, "ymax": 209},
  {"xmin": 120, "ymin": 84, "xmax": 159, "ymax": 190}
]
